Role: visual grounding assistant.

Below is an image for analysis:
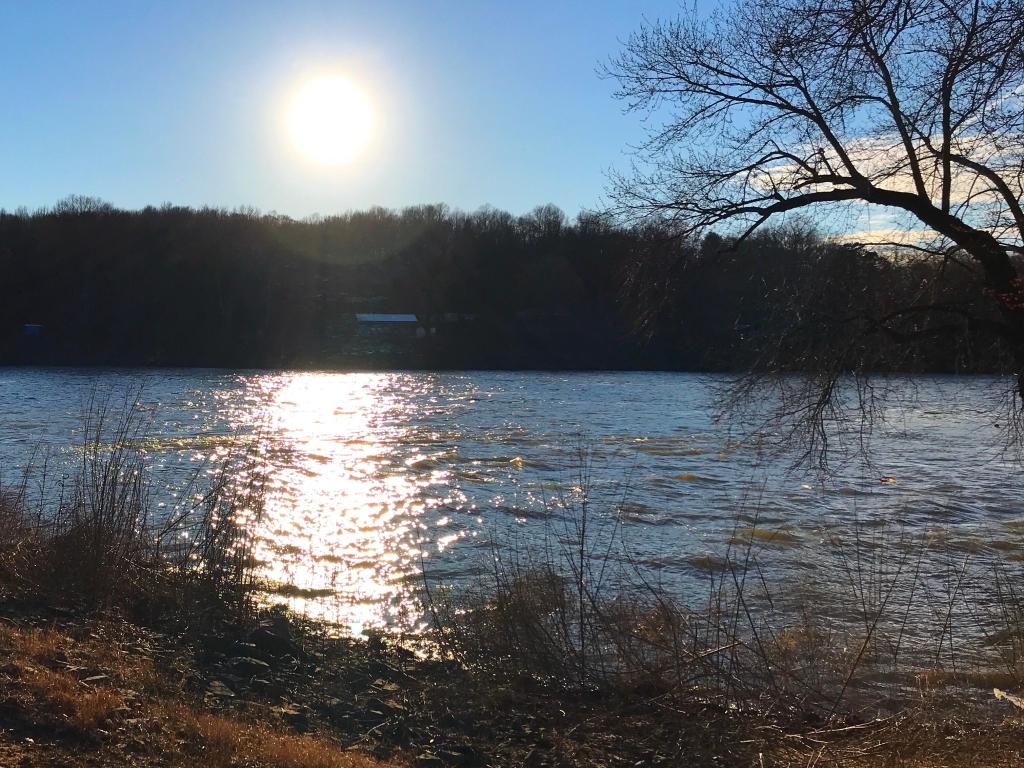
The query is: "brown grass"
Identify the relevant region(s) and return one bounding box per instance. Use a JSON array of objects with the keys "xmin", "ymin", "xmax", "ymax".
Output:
[
  {"xmin": 0, "ymin": 624, "xmax": 65, "ymax": 661},
  {"xmin": 425, "ymin": 483, "xmax": 1024, "ymax": 731},
  {"xmin": 0, "ymin": 396, "xmax": 267, "ymax": 628},
  {"xmin": 0, "ymin": 623, "xmax": 123, "ymax": 730},
  {"xmin": 186, "ymin": 711, "xmax": 385, "ymax": 768},
  {"xmin": 21, "ymin": 666, "xmax": 123, "ymax": 731},
  {"xmin": 0, "ymin": 619, "xmax": 397, "ymax": 767}
]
